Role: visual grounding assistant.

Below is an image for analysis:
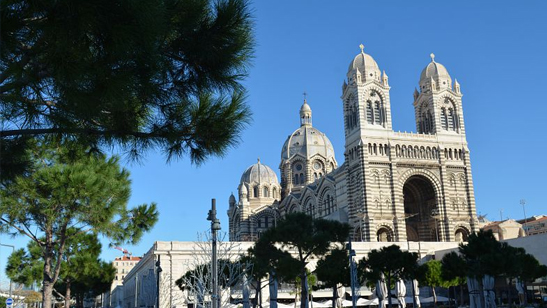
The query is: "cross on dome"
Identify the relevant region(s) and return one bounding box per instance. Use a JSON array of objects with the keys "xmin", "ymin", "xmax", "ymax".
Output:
[
  {"xmin": 430, "ymin": 53, "xmax": 436, "ymax": 62},
  {"xmin": 359, "ymin": 44, "xmax": 365, "ymax": 53},
  {"xmin": 303, "ymin": 91, "xmax": 307, "ymax": 102}
]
